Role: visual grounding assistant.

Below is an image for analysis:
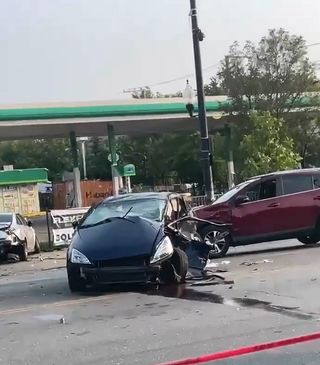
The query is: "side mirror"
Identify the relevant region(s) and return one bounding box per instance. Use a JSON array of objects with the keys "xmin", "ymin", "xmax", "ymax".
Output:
[
  {"xmin": 235, "ymin": 195, "xmax": 250, "ymax": 206},
  {"xmin": 27, "ymin": 220, "xmax": 33, "ymax": 227}
]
